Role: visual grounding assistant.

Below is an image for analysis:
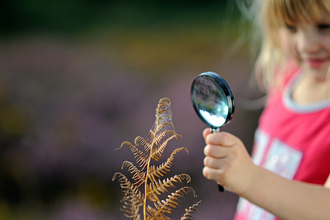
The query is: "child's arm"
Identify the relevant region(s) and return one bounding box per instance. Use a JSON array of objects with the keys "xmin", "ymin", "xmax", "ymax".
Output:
[
  {"xmin": 202, "ymin": 128, "xmax": 330, "ymax": 220},
  {"xmin": 324, "ymin": 175, "xmax": 330, "ymax": 189}
]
